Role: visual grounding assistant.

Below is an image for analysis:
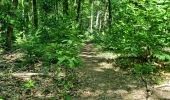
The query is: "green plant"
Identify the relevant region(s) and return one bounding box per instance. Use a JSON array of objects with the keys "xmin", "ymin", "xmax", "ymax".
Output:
[
  {"xmin": 133, "ymin": 63, "xmax": 156, "ymax": 74},
  {"xmin": 24, "ymin": 80, "xmax": 35, "ymax": 89},
  {"xmin": 0, "ymin": 96, "xmax": 3, "ymax": 100},
  {"xmin": 153, "ymin": 51, "xmax": 170, "ymax": 61}
]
